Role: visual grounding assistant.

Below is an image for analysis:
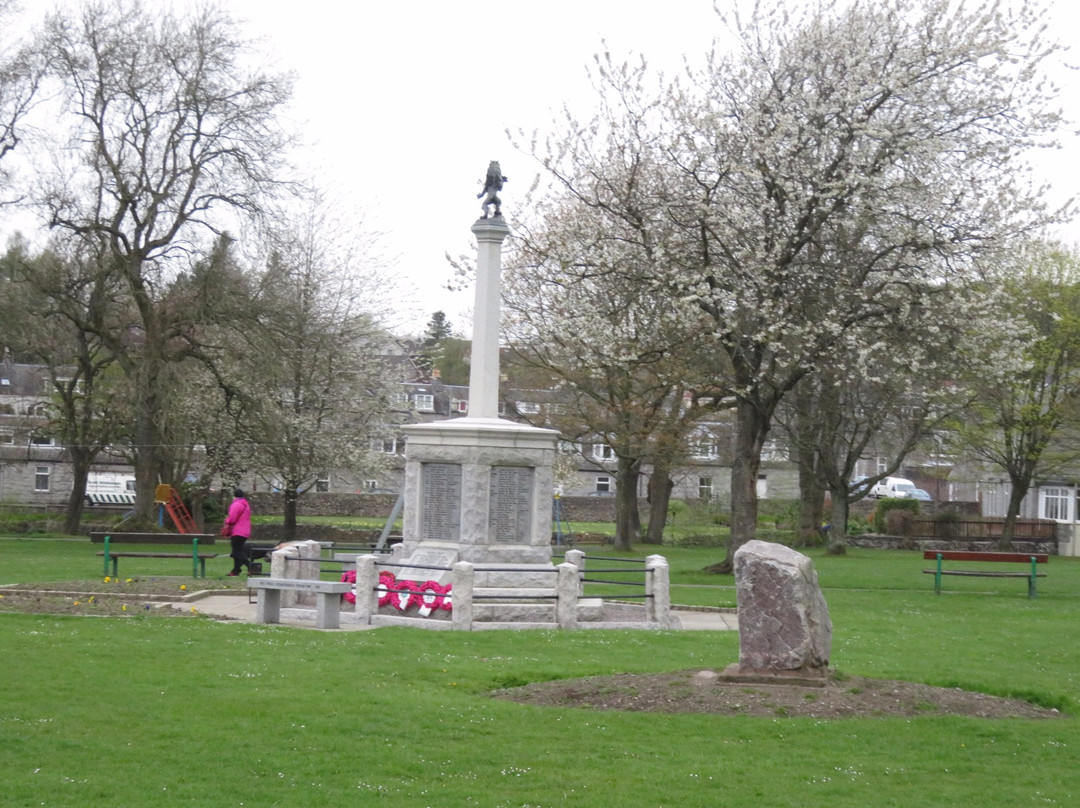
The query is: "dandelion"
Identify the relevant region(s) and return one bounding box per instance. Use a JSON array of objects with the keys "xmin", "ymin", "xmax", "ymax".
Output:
[
  {"xmin": 180, "ymin": 585, "xmax": 186, "ymax": 591},
  {"xmin": 104, "ymin": 577, "xmax": 111, "ymax": 583},
  {"xmin": 121, "ymin": 605, "xmax": 128, "ymax": 612},
  {"xmin": 125, "ymin": 578, "xmax": 132, "ymax": 584},
  {"xmin": 88, "ymin": 596, "xmax": 94, "ymax": 604},
  {"xmin": 190, "ymin": 607, "xmax": 198, "ymax": 613}
]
